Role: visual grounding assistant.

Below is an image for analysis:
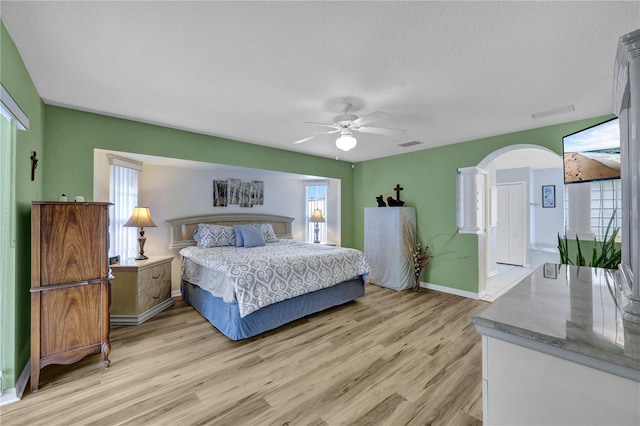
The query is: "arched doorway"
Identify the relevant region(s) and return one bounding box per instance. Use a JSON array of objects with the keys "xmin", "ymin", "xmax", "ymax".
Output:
[{"xmin": 476, "ymin": 144, "xmax": 562, "ymax": 301}]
